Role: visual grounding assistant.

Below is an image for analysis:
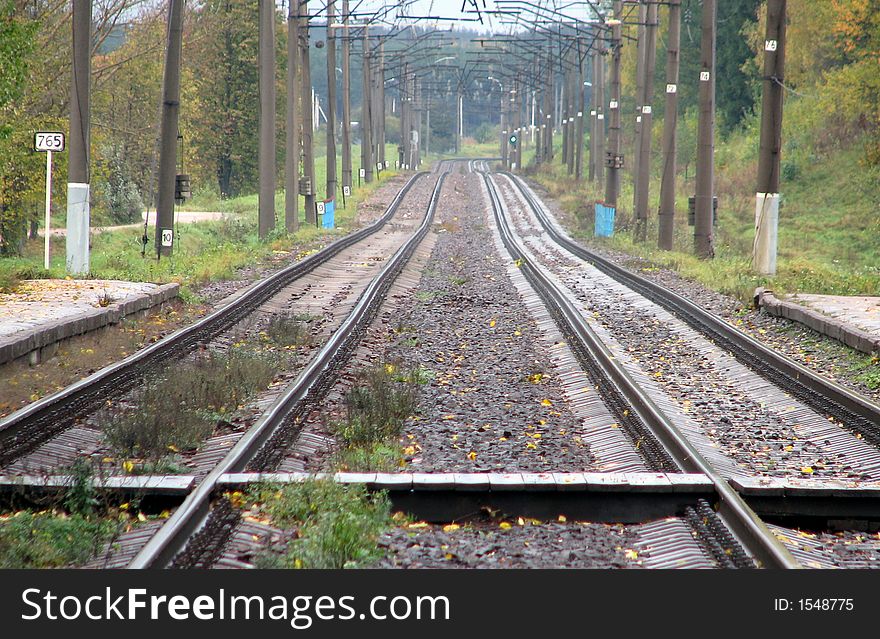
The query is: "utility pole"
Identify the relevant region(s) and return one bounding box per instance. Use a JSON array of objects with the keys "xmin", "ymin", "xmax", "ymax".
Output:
[
  {"xmin": 694, "ymin": 0, "xmax": 717, "ymax": 258},
  {"xmin": 632, "ymin": 1, "xmax": 647, "ymax": 217},
  {"xmin": 401, "ymin": 66, "xmax": 409, "ymax": 167},
  {"xmin": 258, "ymin": 0, "xmax": 276, "ymax": 239},
  {"xmin": 154, "ymin": 0, "xmax": 183, "ymax": 259},
  {"xmin": 753, "ymin": 0, "xmax": 787, "ymax": 275},
  {"xmin": 543, "ymin": 47, "xmax": 554, "ymax": 163},
  {"xmin": 325, "ymin": 0, "xmax": 337, "ymax": 204},
  {"xmin": 340, "ymin": 0, "xmax": 352, "ymax": 201},
  {"xmin": 500, "ymin": 80, "xmax": 508, "ymax": 169},
  {"xmin": 604, "ymin": 3, "xmax": 622, "ymax": 210},
  {"xmin": 285, "ymin": 0, "xmax": 300, "ymax": 231},
  {"xmin": 515, "ymin": 79, "xmax": 523, "ymax": 171},
  {"xmin": 593, "ymin": 46, "xmax": 605, "ymax": 185},
  {"xmin": 658, "ymin": 0, "xmax": 681, "ymax": 250},
  {"xmin": 361, "ymin": 26, "xmax": 373, "ymax": 181},
  {"xmin": 67, "ymin": 0, "xmax": 92, "ymax": 272},
  {"xmin": 375, "ymin": 43, "xmax": 385, "ymax": 167},
  {"xmin": 575, "ymin": 40, "xmax": 585, "ymax": 179},
  {"xmin": 634, "ymin": 0, "xmax": 658, "ymax": 242},
  {"xmin": 301, "ymin": 1, "xmax": 317, "ymax": 223}
]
